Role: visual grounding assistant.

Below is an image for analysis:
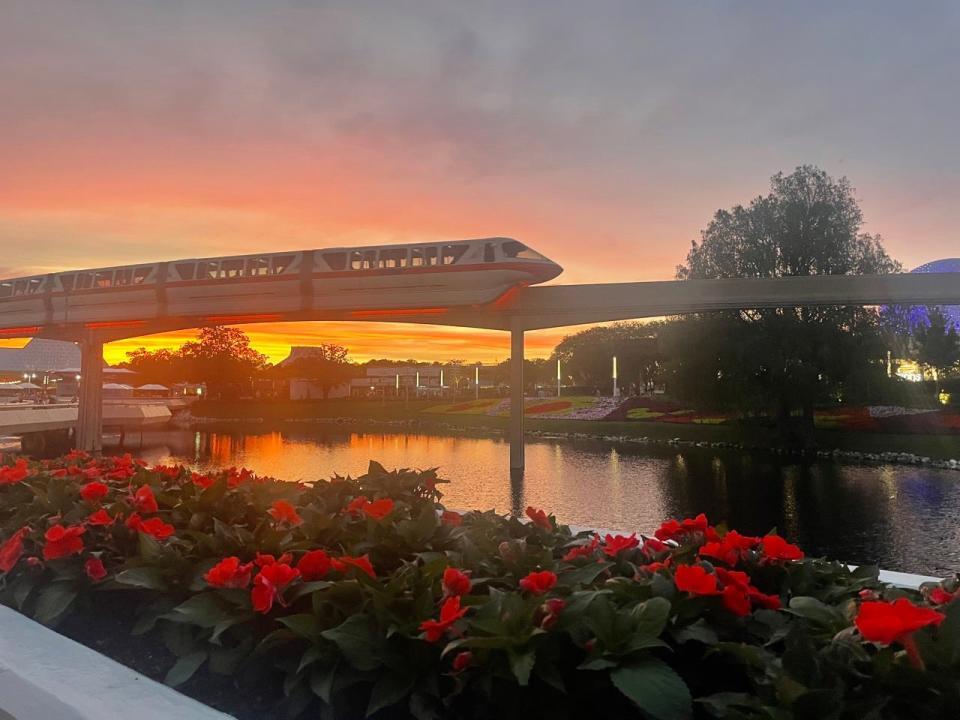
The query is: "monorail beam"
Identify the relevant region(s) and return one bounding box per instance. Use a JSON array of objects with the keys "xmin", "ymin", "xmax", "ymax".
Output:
[
  {"xmin": 75, "ymin": 336, "xmax": 104, "ymax": 454},
  {"xmin": 509, "ymin": 323, "xmax": 525, "ymax": 476}
]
